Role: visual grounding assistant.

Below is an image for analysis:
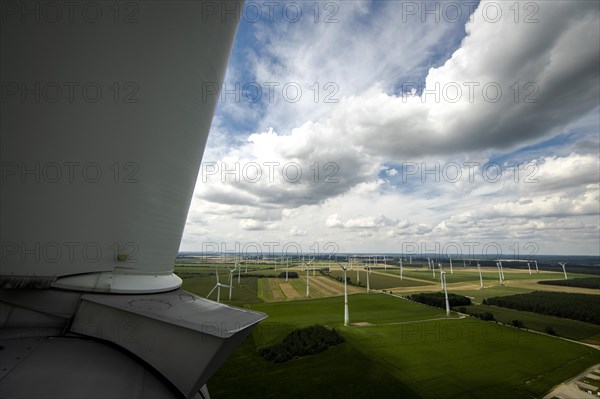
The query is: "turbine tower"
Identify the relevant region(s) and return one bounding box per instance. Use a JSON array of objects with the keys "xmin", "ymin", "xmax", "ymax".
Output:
[
  {"xmin": 338, "ymin": 262, "xmax": 350, "ymax": 326},
  {"xmin": 400, "ymin": 259, "xmax": 403, "ymax": 280},
  {"xmin": 559, "ymin": 262, "xmax": 568, "ymax": 280},
  {"xmin": 304, "ymin": 257, "xmax": 315, "ymax": 297},
  {"xmin": 477, "ymin": 263, "xmax": 484, "ymax": 289},
  {"xmin": 365, "ymin": 263, "xmax": 371, "ymax": 294},
  {"xmin": 534, "ymin": 260, "xmax": 539, "ymax": 273},
  {"xmin": 526, "ymin": 262, "xmax": 532, "ymax": 276},
  {"xmin": 441, "ymin": 271, "xmax": 450, "ymax": 316},
  {"xmin": 227, "ymin": 265, "xmax": 237, "ymax": 301},
  {"xmin": 496, "ymin": 261, "xmax": 504, "ymax": 285},
  {"xmin": 449, "ymin": 256, "xmax": 453, "ymax": 274},
  {"xmin": 306, "ymin": 264, "xmax": 310, "ymax": 297}
]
